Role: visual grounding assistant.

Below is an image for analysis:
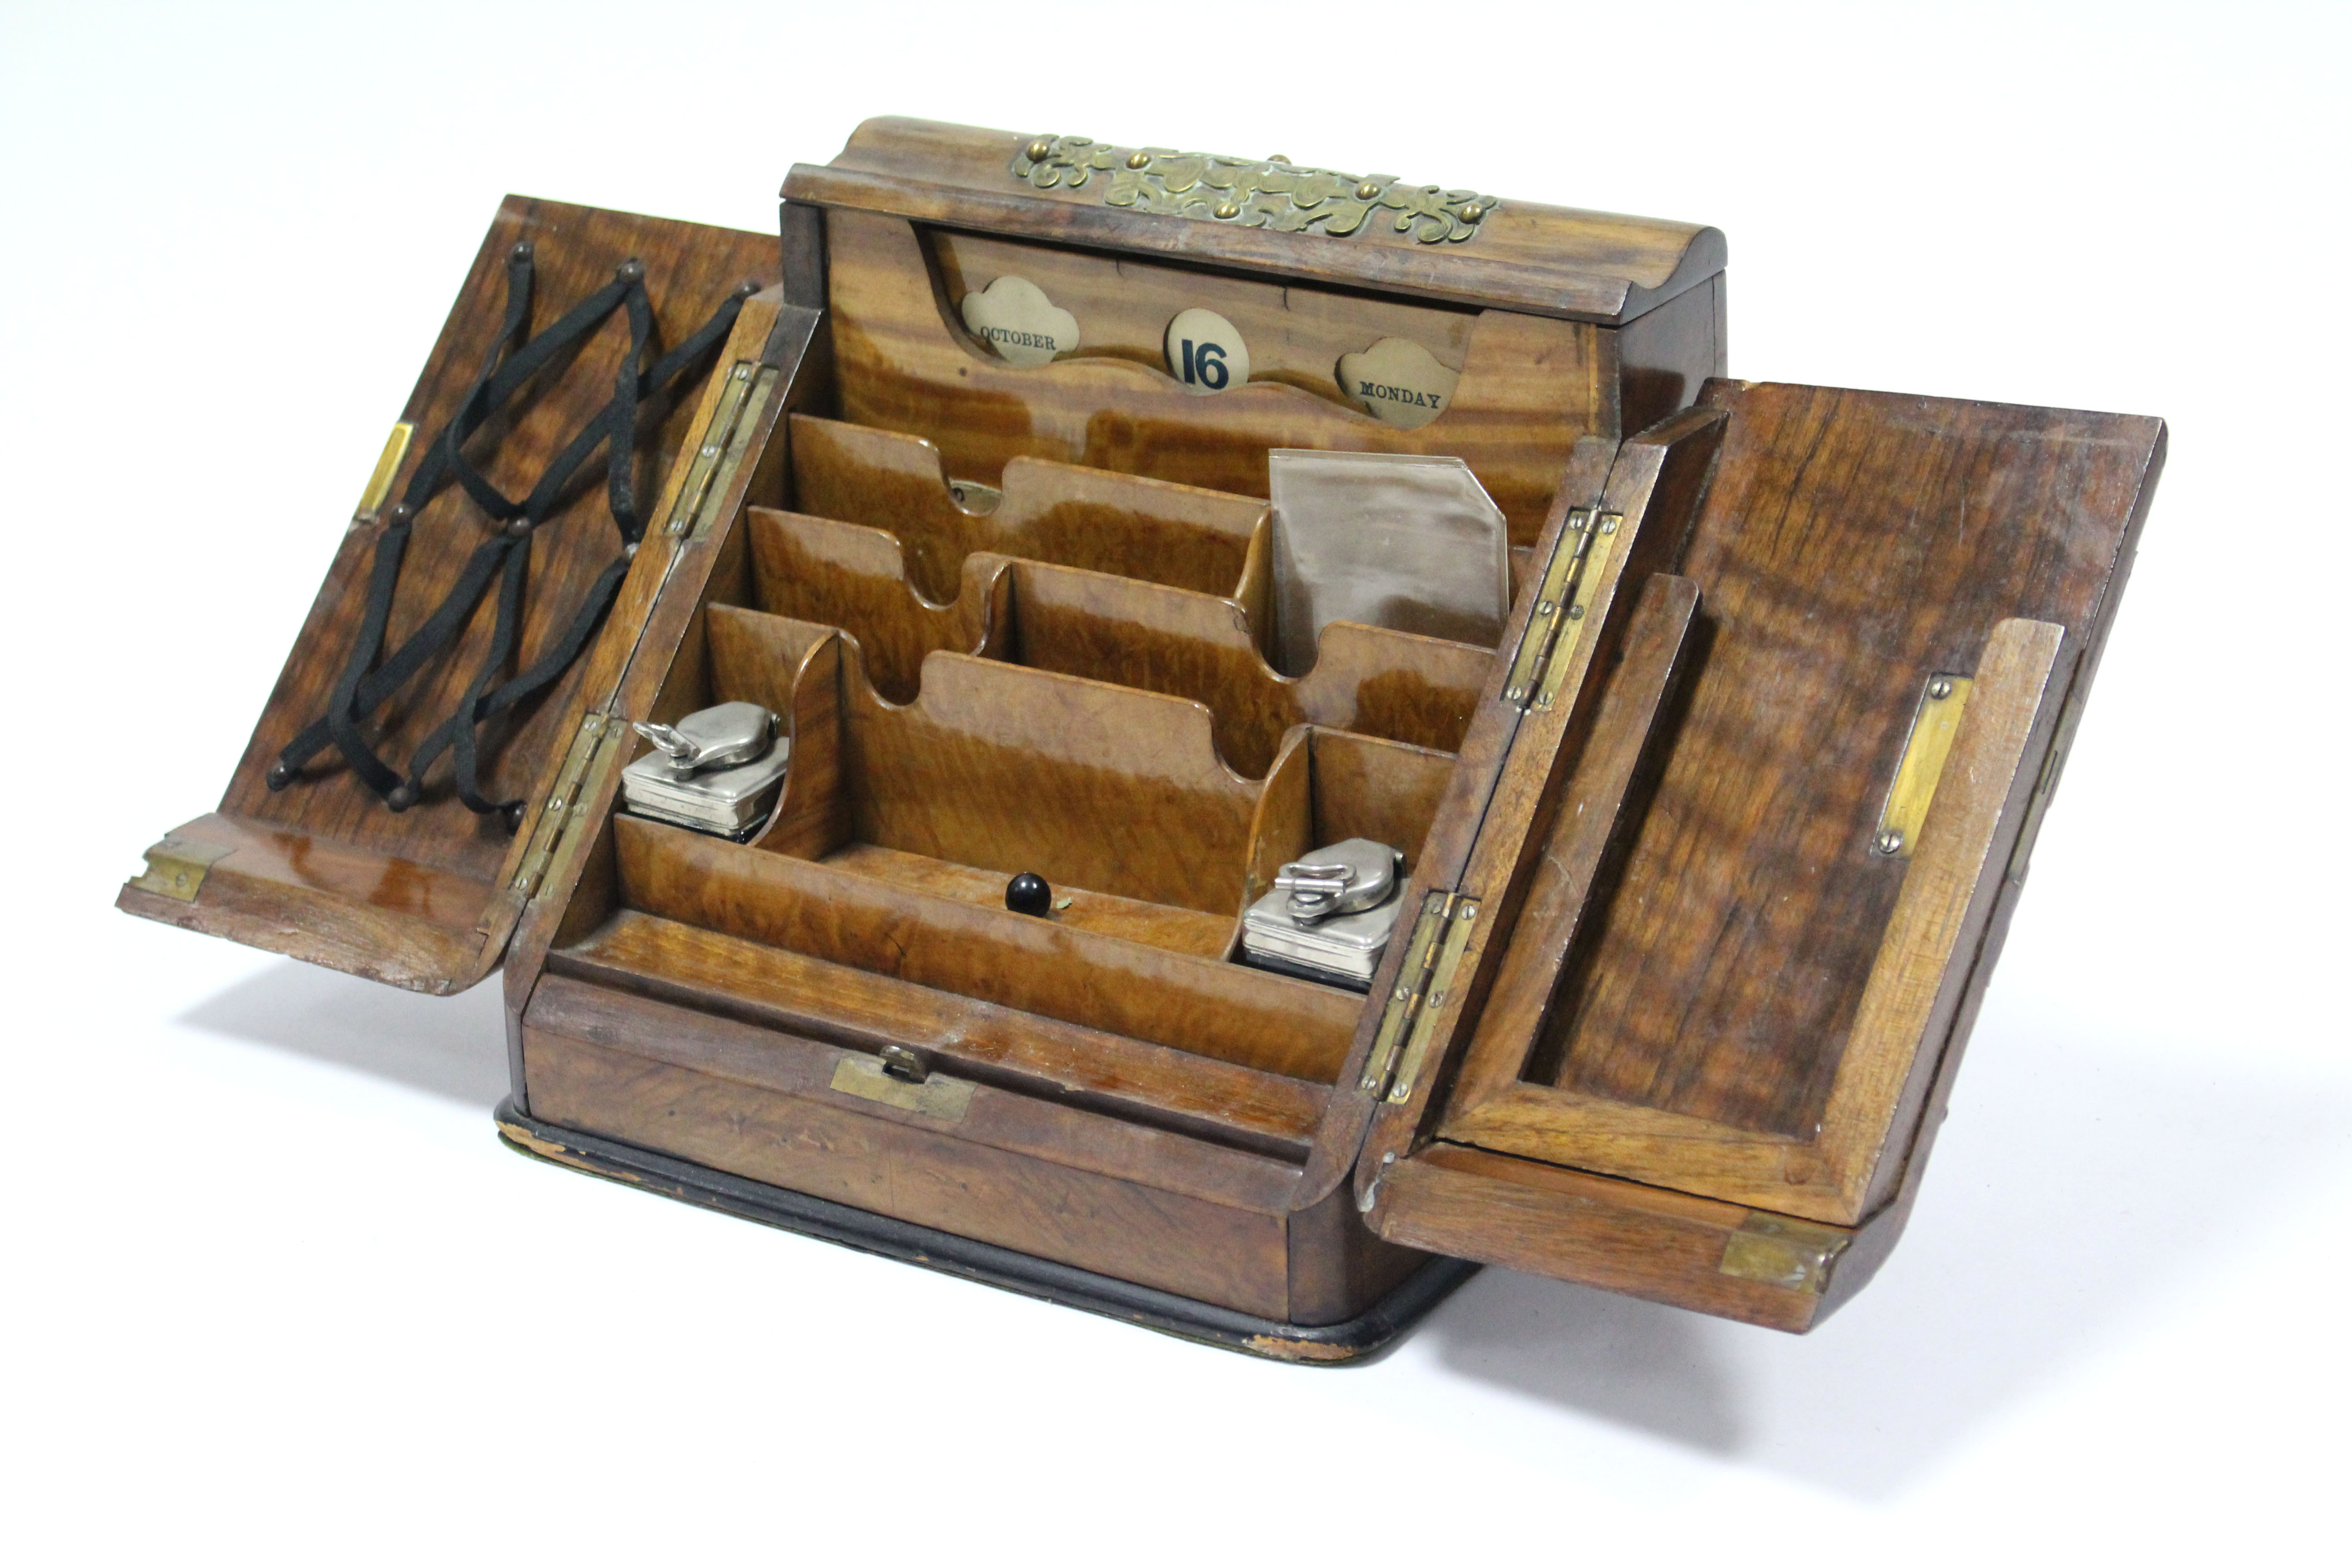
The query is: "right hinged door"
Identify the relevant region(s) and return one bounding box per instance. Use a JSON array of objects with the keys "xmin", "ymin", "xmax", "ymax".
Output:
[{"xmin": 1352, "ymin": 379, "xmax": 2166, "ymax": 1330}]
